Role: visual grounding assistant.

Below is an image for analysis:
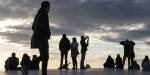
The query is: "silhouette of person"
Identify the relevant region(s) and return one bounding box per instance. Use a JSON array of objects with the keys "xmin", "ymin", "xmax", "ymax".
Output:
[
  {"xmin": 31, "ymin": 1, "xmax": 51, "ymax": 75},
  {"xmin": 4, "ymin": 52, "xmax": 19, "ymax": 71},
  {"xmin": 20, "ymin": 53, "xmax": 31, "ymax": 75},
  {"xmin": 120, "ymin": 39, "xmax": 135, "ymax": 69},
  {"xmin": 115, "ymin": 54, "xmax": 123, "ymax": 69},
  {"xmin": 141, "ymin": 55, "xmax": 150, "ymax": 71},
  {"xmin": 80, "ymin": 36, "xmax": 89, "ymax": 69},
  {"xmin": 30, "ymin": 55, "xmax": 40, "ymax": 70},
  {"xmin": 70, "ymin": 37, "xmax": 79, "ymax": 69},
  {"xmin": 58, "ymin": 34, "xmax": 70, "ymax": 69},
  {"xmin": 103, "ymin": 55, "xmax": 115, "ymax": 69},
  {"xmin": 132, "ymin": 60, "xmax": 140, "ymax": 70}
]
